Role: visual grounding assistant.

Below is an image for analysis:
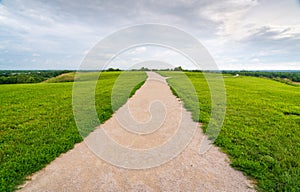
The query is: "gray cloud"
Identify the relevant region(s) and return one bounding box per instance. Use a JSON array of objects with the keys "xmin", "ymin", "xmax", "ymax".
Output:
[
  {"xmin": 245, "ymin": 26, "xmax": 300, "ymax": 42},
  {"xmin": 0, "ymin": 0, "xmax": 299, "ymax": 69}
]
